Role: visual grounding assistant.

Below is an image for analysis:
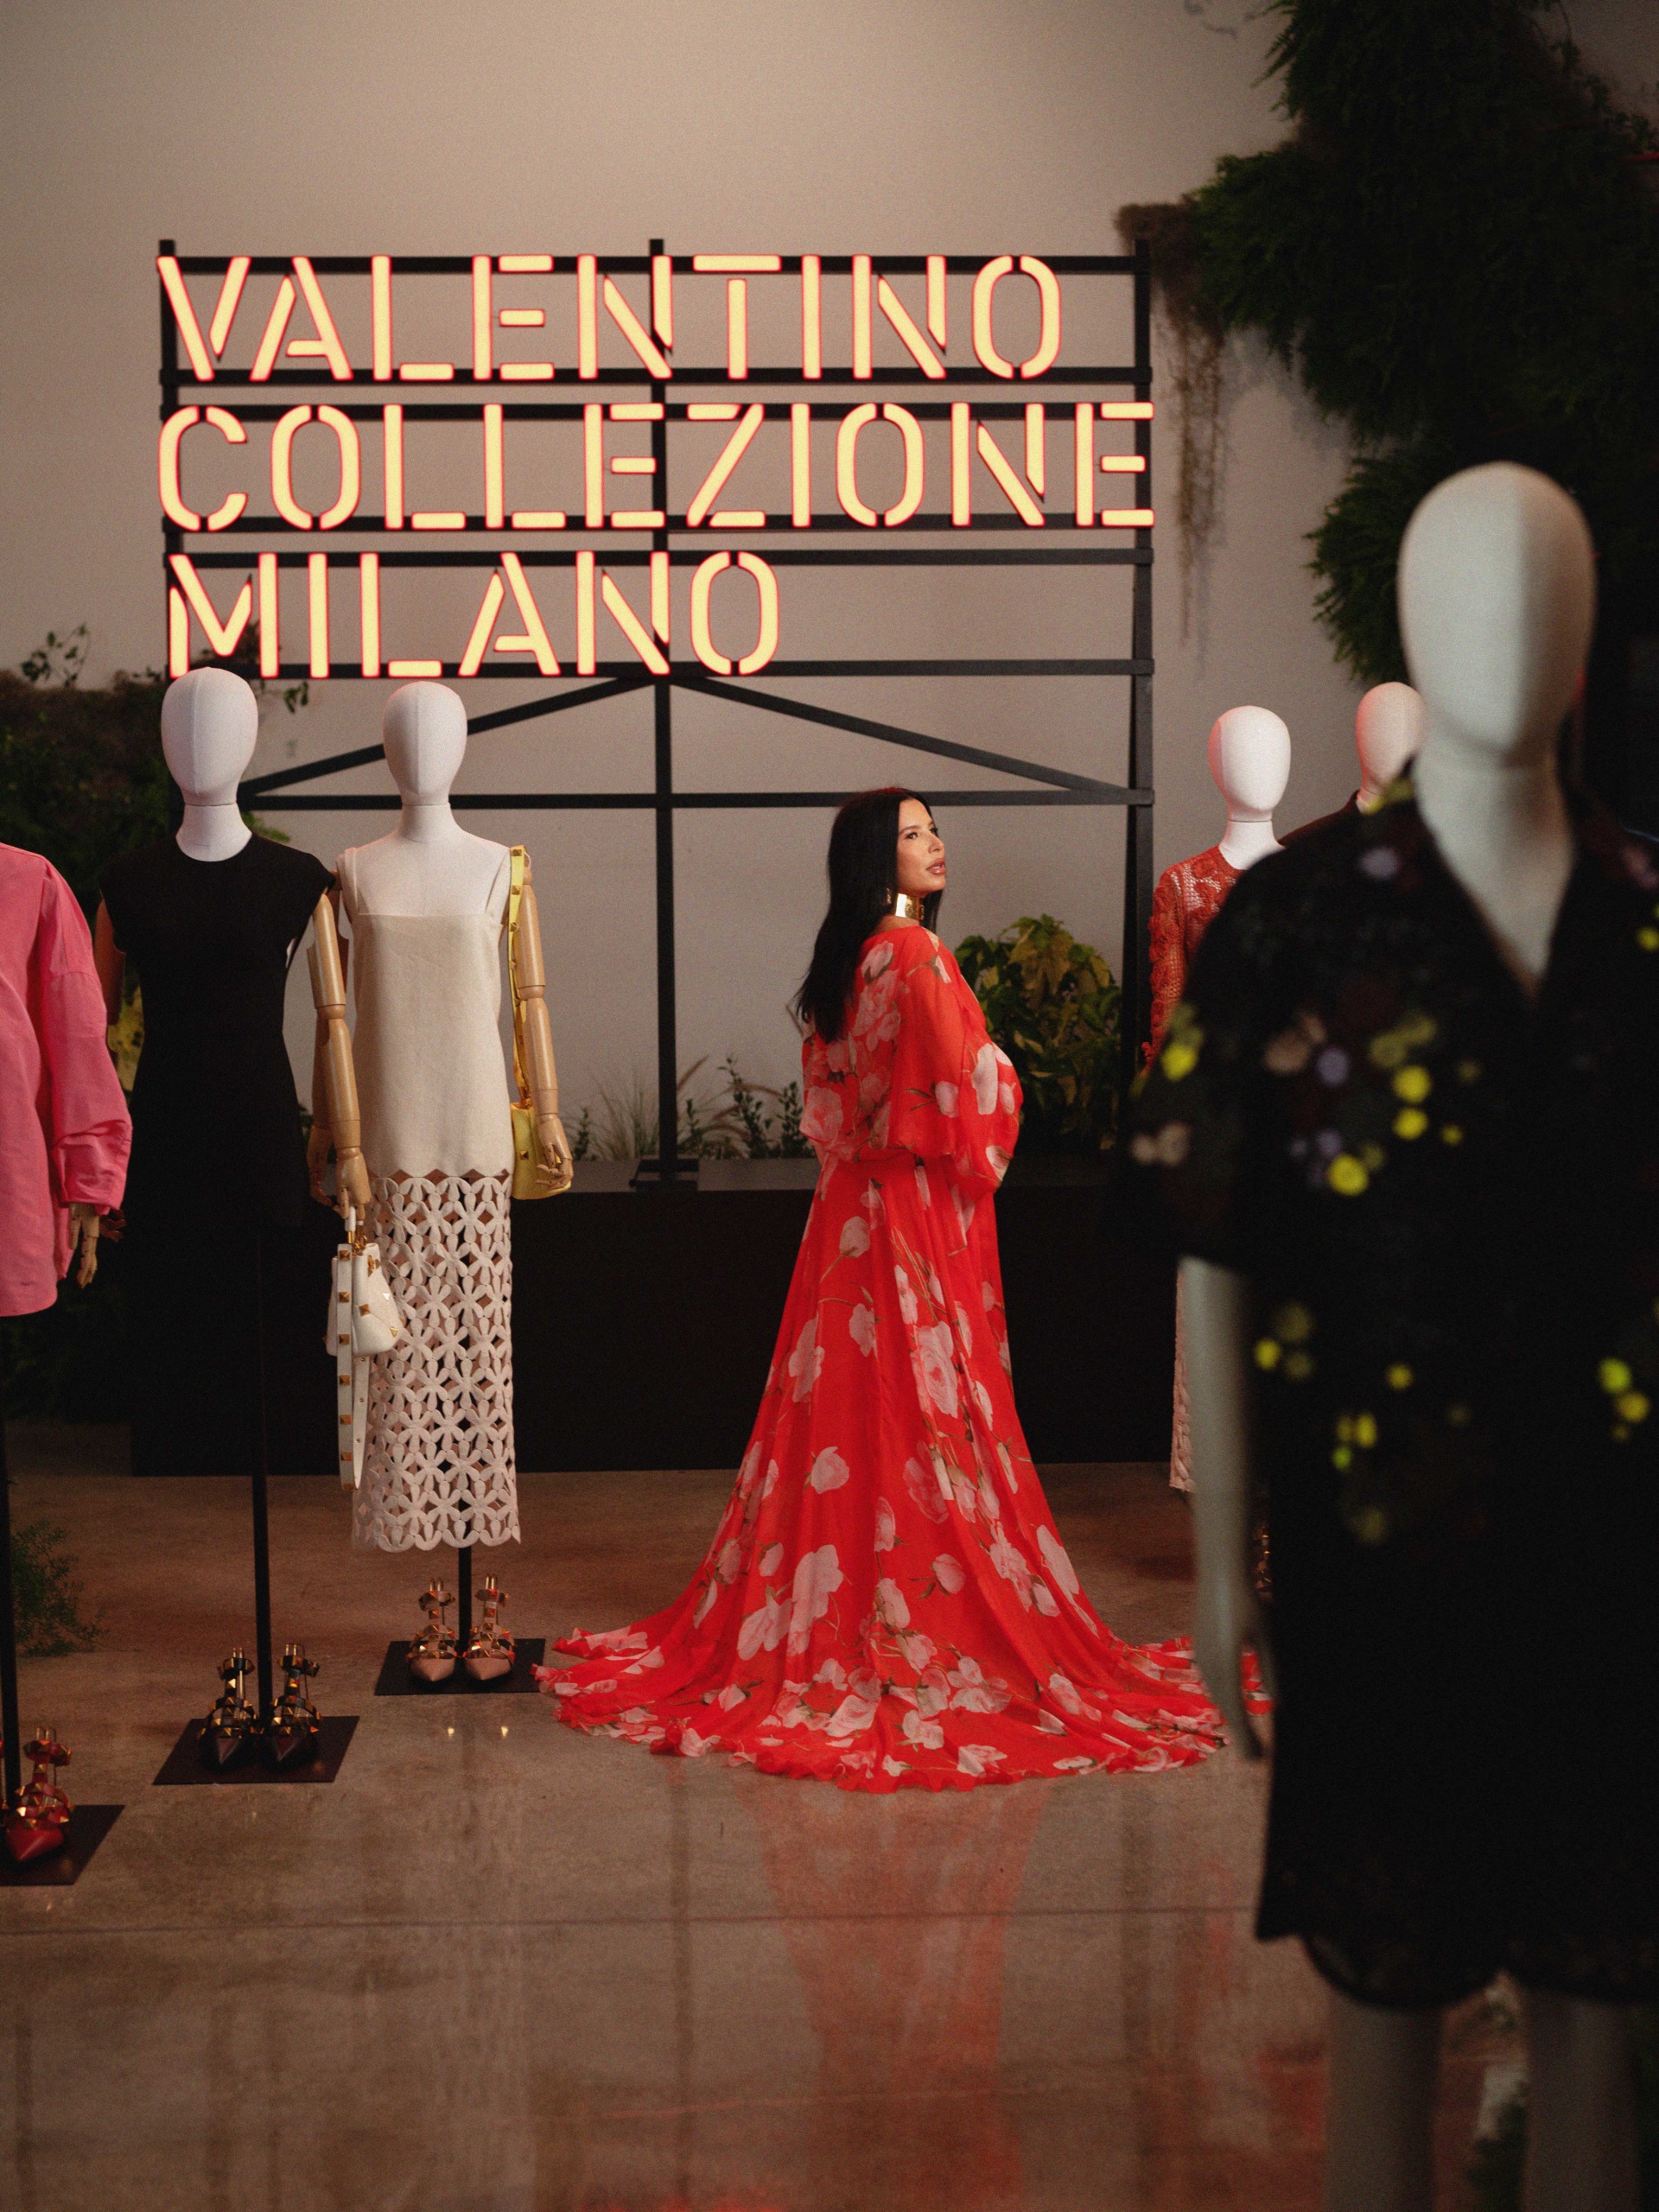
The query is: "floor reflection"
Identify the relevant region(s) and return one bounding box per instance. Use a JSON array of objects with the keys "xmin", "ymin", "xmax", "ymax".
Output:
[
  {"xmin": 0, "ymin": 1463, "xmax": 1513, "ymax": 2209},
  {"xmin": 741, "ymin": 1771, "xmax": 1049, "ymax": 2211}
]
